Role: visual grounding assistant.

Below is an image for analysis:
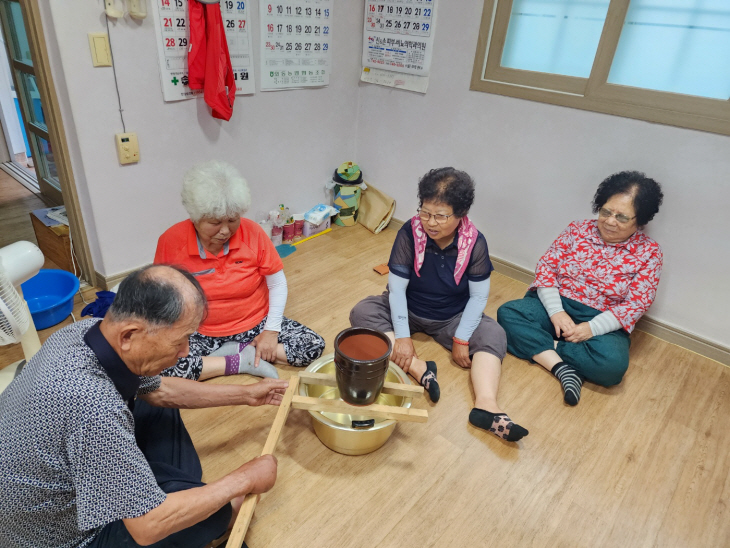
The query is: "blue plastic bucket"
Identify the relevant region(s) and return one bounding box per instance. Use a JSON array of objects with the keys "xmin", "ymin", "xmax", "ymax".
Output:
[{"xmin": 20, "ymin": 269, "xmax": 80, "ymax": 330}]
